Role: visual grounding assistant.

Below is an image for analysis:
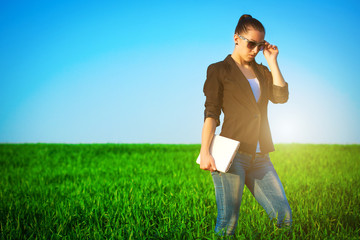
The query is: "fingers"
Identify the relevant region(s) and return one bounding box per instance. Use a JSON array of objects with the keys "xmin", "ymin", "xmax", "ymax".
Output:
[
  {"xmin": 199, "ymin": 155, "xmax": 217, "ymax": 172},
  {"xmin": 201, "ymin": 166, "xmax": 216, "ymax": 172},
  {"xmin": 200, "ymin": 162, "xmax": 216, "ymax": 172},
  {"xmin": 200, "ymin": 164, "xmax": 208, "ymax": 170},
  {"xmin": 267, "ymin": 44, "xmax": 276, "ymax": 50},
  {"xmin": 200, "ymin": 163, "xmax": 212, "ymax": 171},
  {"xmin": 209, "ymin": 165, "xmax": 217, "ymax": 172},
  {"xmin": 210, "ymin": 159, "xmax": 217, "ymax": 172},
  {"xmin": 264, "ymin": 41, "xmax": 277, "ymax": 50}
]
